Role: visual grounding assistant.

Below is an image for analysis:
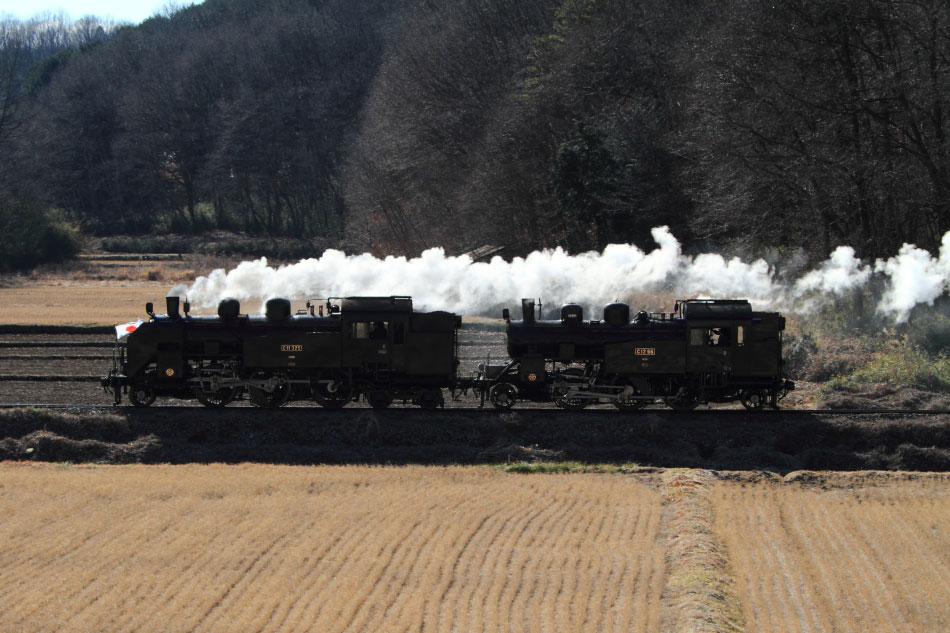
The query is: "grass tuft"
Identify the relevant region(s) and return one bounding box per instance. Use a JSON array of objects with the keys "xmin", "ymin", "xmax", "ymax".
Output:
[{"xmin": 825, "ymin": 345, "xmax": 950, "ymax": 393}]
